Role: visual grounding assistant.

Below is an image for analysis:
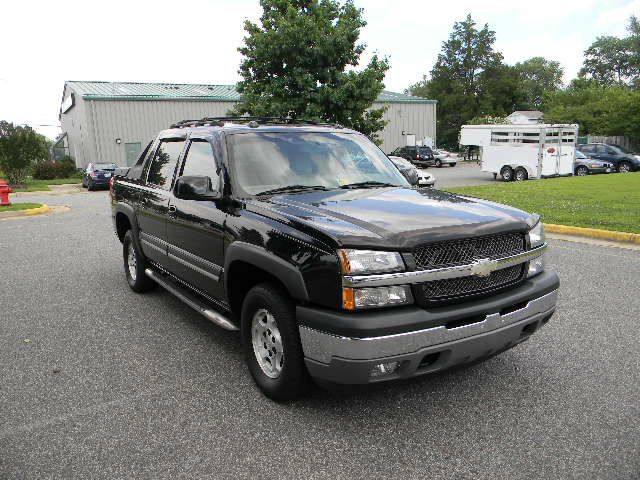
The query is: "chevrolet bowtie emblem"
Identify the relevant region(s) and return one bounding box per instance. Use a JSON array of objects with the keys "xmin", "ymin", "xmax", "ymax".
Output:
[{"xmin": 470, "ymin": 258, "xmax": 496, "ymax": 277}]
